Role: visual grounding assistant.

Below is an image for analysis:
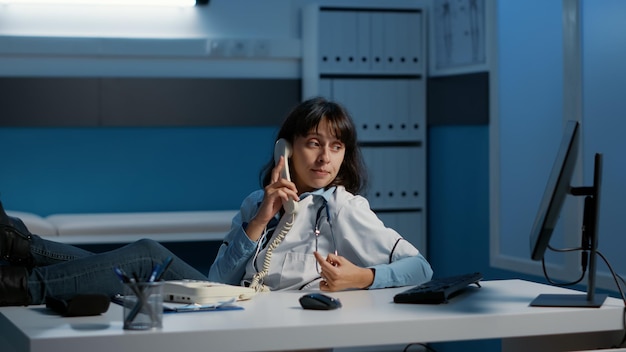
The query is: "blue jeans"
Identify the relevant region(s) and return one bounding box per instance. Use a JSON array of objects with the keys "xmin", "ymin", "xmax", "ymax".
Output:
[{"xmin": 27, "ymin": 236, "xmax": 208, "ymax": 304}]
